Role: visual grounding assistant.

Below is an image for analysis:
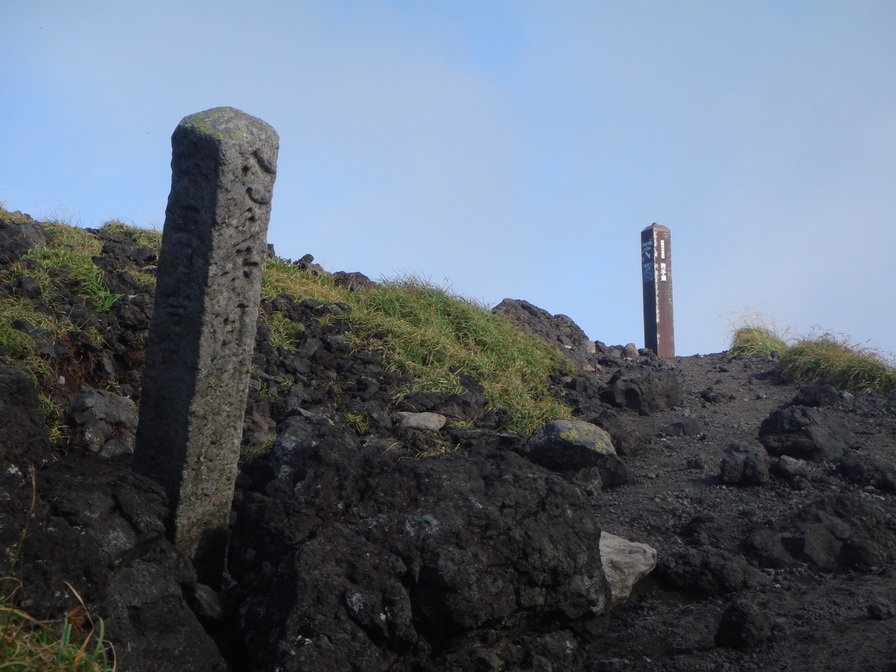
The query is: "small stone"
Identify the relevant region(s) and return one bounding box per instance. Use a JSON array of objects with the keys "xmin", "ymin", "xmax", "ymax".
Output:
[
  {"xmin": 719, "ymin": 441, "xmax": 770, "ymax": 486},
  {"xmin": 600, "ymin": 532, "xmax": 657, "ymax": 607},
  {"xmin": 392, "ymin": 411, "xmax": 447, "ymax": 431},
  {"xmin": 771, "ymin": 455, "xmax": 808, "ymax": 481},
  {"xmin": 867, "ymin": 600, "xmax": 895, "ymax": 620},
  {"xmin": 715, "ymin": 597, "xmax": 773, "ymax": 649},
  {"xmin": 687, "ymin": 456, "xmax": 706, "ymax": 471},
  {"xmin": 186, "ymin": 583, "xmax": 226, "ymax": 622}
]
